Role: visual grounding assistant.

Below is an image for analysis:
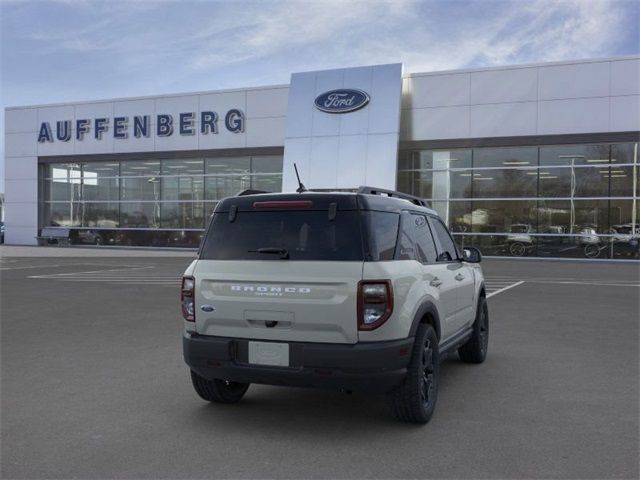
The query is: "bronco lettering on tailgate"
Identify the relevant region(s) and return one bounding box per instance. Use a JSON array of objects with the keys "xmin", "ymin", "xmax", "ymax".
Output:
[{"xmin": 230, "ymin": 285, "xmax": 312, "ymax": 296}]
